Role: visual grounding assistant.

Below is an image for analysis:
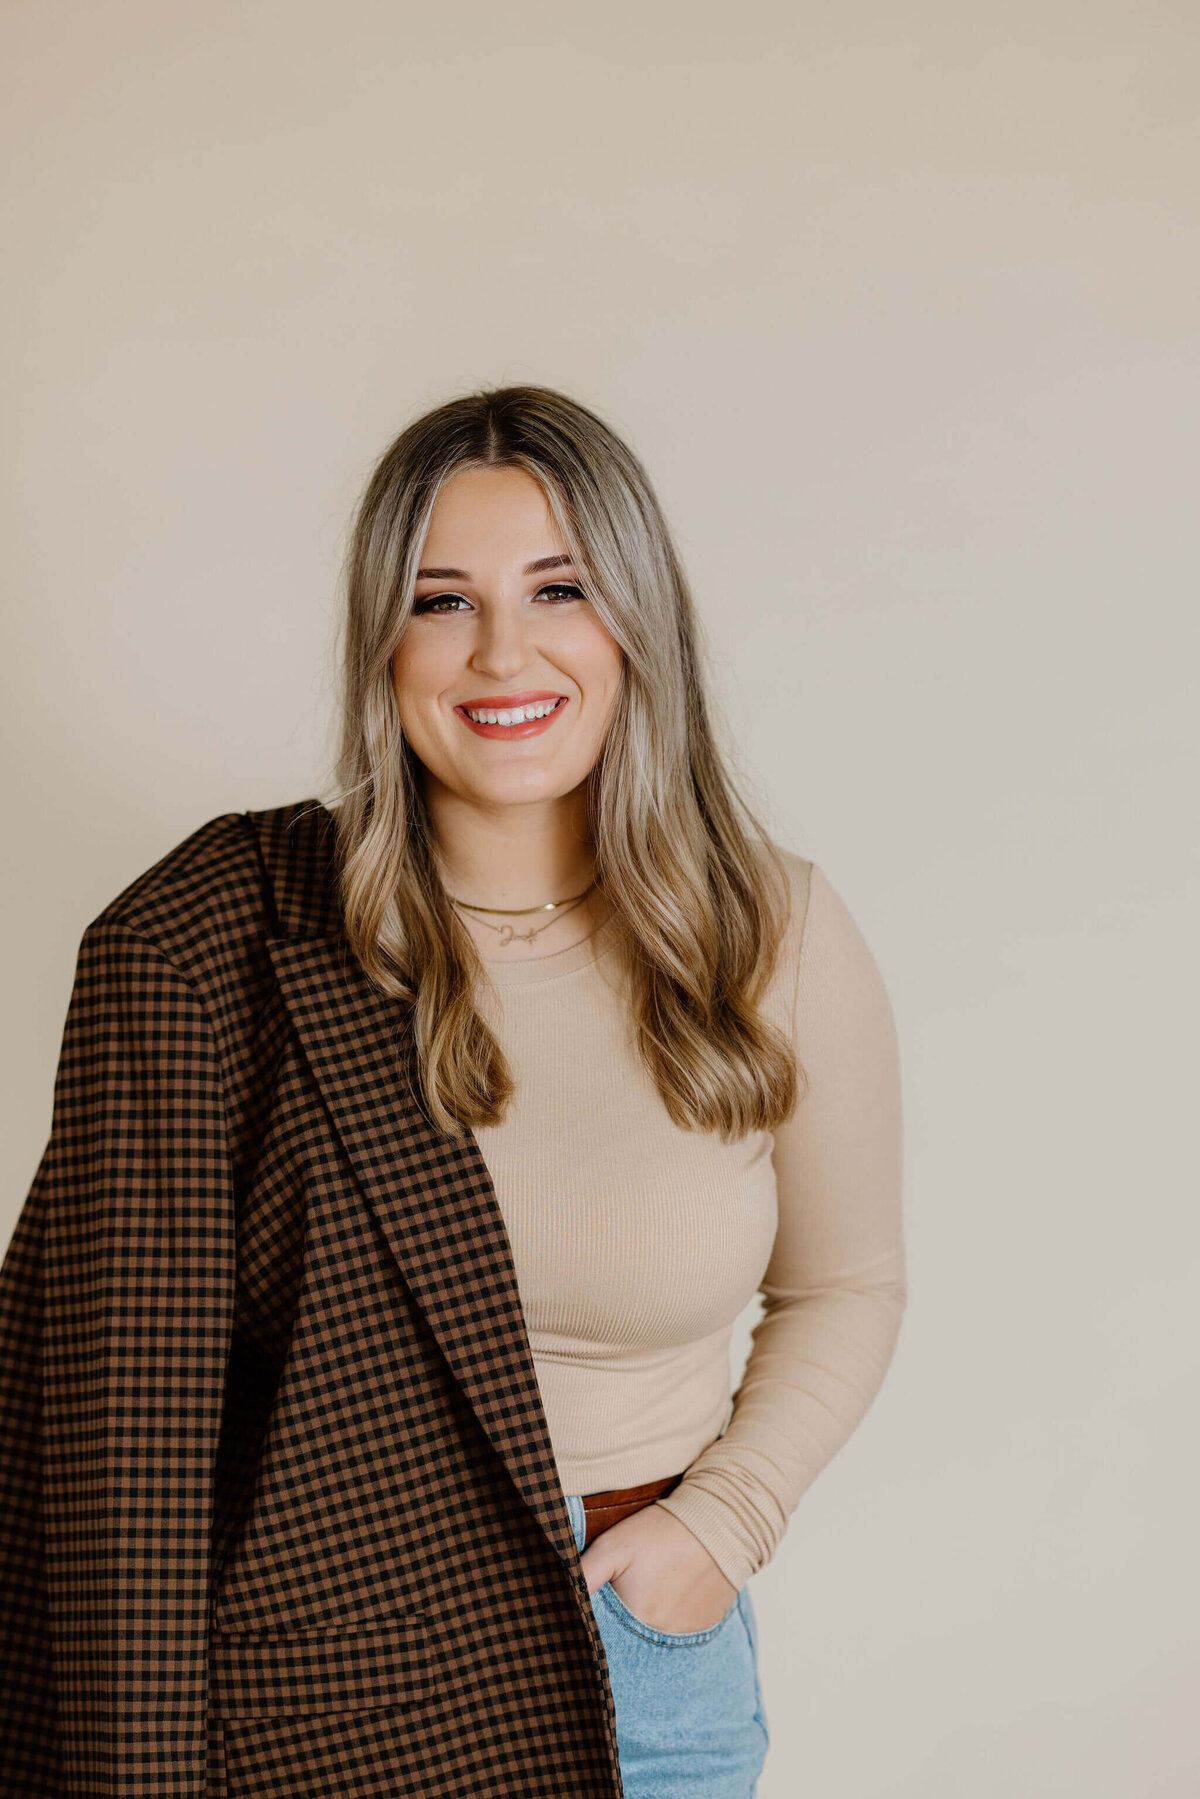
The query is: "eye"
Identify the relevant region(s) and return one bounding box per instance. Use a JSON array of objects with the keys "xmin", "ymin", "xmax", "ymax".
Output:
[
  {"xmin": 537, "ymin": 582, "xmax": 586, "ymax": 603},
  {"xmin": 412, "ymin": 592, "xmax": 470, "ymax": 615}
]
